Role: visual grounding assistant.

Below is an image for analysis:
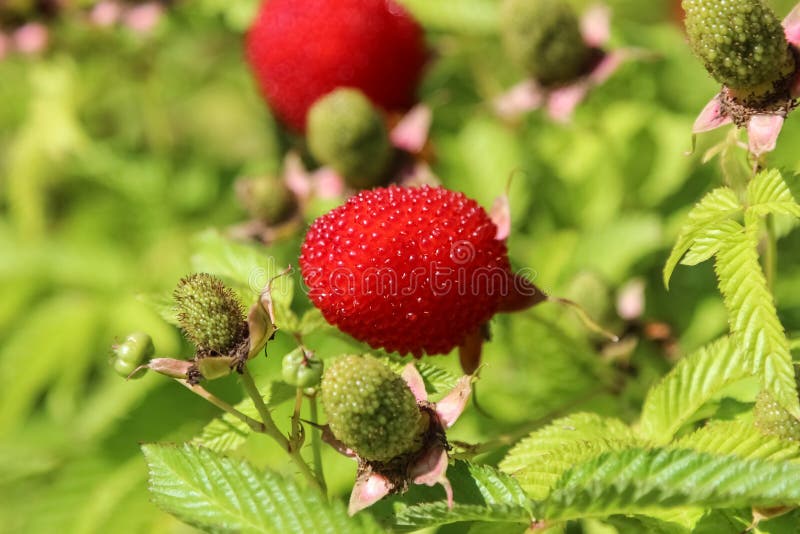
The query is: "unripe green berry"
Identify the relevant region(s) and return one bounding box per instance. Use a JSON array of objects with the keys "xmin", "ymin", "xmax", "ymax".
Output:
[
  {"xmin": 173, "ymin": 273, "xmax": 247, "ymax": 354},
  {"xmin": 111, "ymin": 332, "xmax": 154, "ymax": 379},
  {"xmin": 754, "ymin": 390, "xmax": 800, "ymax": 441},
  {"xmin": 321, "ymin": 354, "xmax": 424, "ymax": 461},
  {"xmin": 500, "ymin": 0, "xmax": 591, "ymax": 86},
  {"xmin": 282, "ymin": 348, "xmax": 323, "ymax": 388},
  {"xmin": 235, "ymin": 176, "xmax": 297, "ymax": 225},
  {"xmin": 683, "ymin": 0, "xmax": 795, "ymax": 91},
  {"xmin": 307, "ymin": 89, "xmax": 392, "ymax": 189}
]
